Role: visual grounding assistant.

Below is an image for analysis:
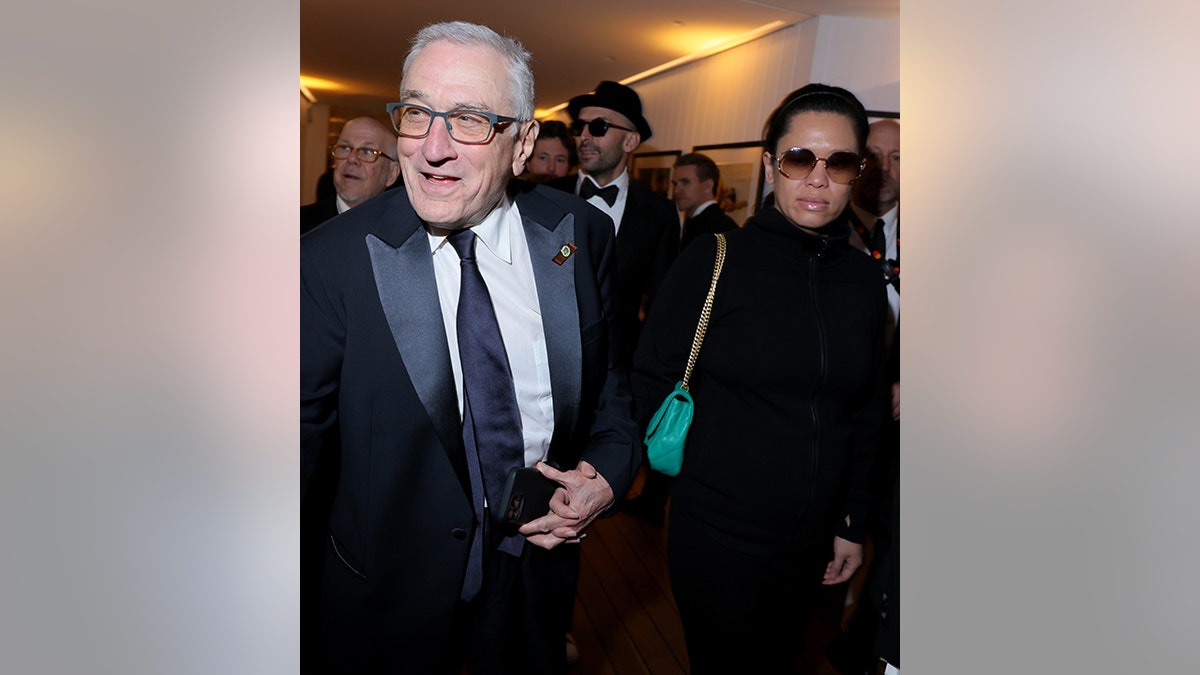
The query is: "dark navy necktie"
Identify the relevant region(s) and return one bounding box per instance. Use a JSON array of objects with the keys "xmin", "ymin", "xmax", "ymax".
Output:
[
  {"xmin": 870, "ymin": 218, "xmax": 900, "ymax": 291},
  {"xmin": 447, "ymin": 228, "xmax": 525, "ymax": 601},
  {"xmin": 580, "ymin": 178, "xmax": 619, "ymax": 207},
  {"xmin": 870, "ymin": 218, "xmax": 887, "ymax": 257}
]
